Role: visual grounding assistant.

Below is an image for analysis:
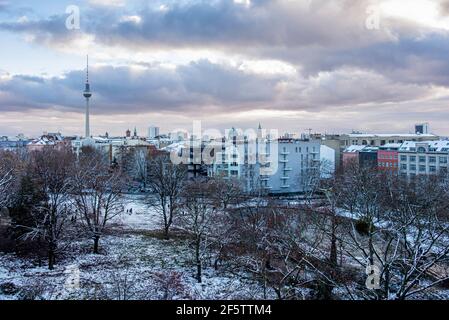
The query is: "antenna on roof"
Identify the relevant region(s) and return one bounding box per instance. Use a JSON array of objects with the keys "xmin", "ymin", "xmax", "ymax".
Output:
[{"xmin": 86, "ymin": 55, "xmax": 89, "ymax": 83}]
